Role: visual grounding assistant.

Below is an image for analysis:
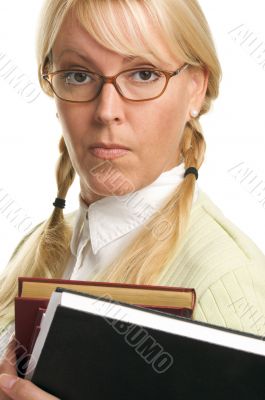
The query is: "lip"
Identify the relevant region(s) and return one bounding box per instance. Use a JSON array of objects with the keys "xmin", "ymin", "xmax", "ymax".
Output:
[
  {"xmin": 90, "ymin": 142, "xmax": 130, "ymax": 150},
  {"xmin": 89, "ymin": 143, "xmax": 130, "ymax": 160}
]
